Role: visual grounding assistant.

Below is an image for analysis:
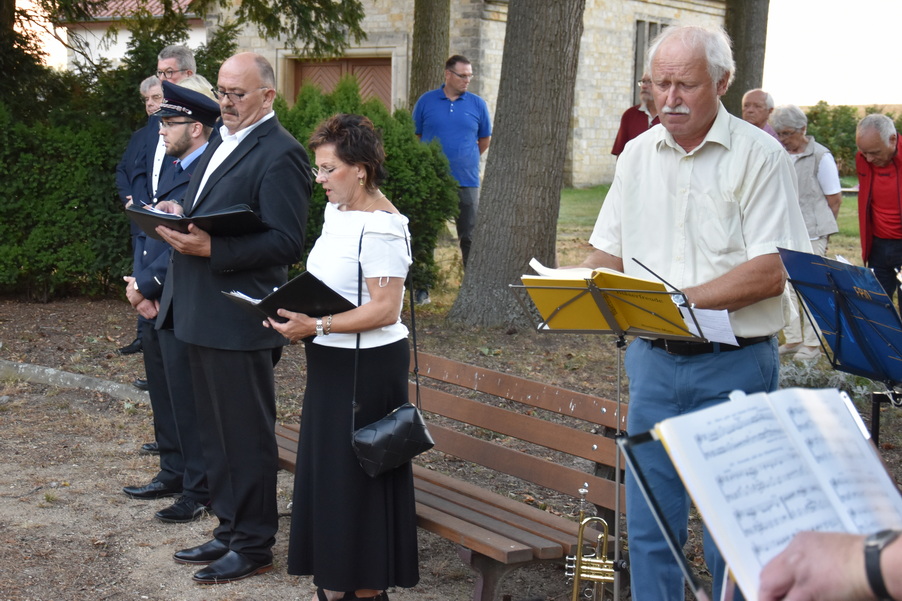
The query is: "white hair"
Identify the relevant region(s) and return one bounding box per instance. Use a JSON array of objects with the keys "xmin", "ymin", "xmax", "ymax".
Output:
[
  {"xmin": 646, "ymin": 25, "xmax": 736, "ymax": 89},
  {"xmin": 858, "ymin": 113, "xmax": 897, "ymax": 145},
  {"xmin": 743, "ymin": 88, "xmax": 774, "ymax": 110},
  {"xmin": 771, "ymin": 105, "xmax": 807, "ymax": 132}
]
